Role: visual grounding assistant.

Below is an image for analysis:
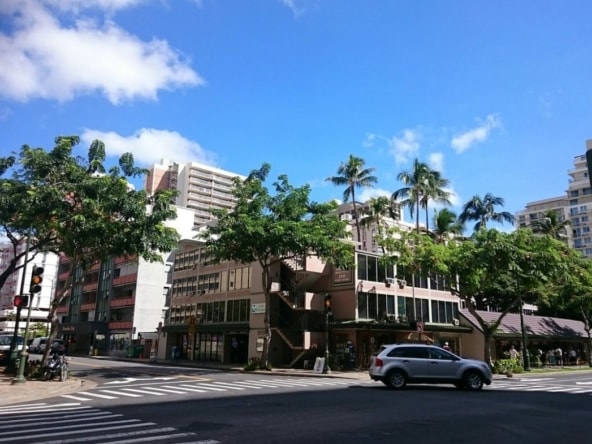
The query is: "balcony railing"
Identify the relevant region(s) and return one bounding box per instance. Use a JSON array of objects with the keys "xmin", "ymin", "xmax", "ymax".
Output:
[{"xmin": 108, "ymin": 320, "xmax": 133, "ymax": 330}]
